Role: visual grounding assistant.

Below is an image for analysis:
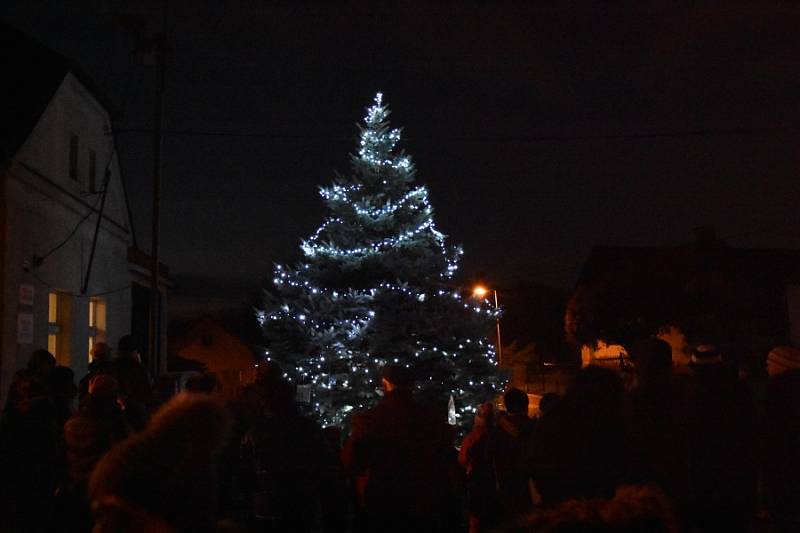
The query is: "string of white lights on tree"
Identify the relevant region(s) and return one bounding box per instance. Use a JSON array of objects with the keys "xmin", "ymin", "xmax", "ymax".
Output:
[{"xmin": 260, "ymin": 92, "xmax": 505, "ymax": 429}]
